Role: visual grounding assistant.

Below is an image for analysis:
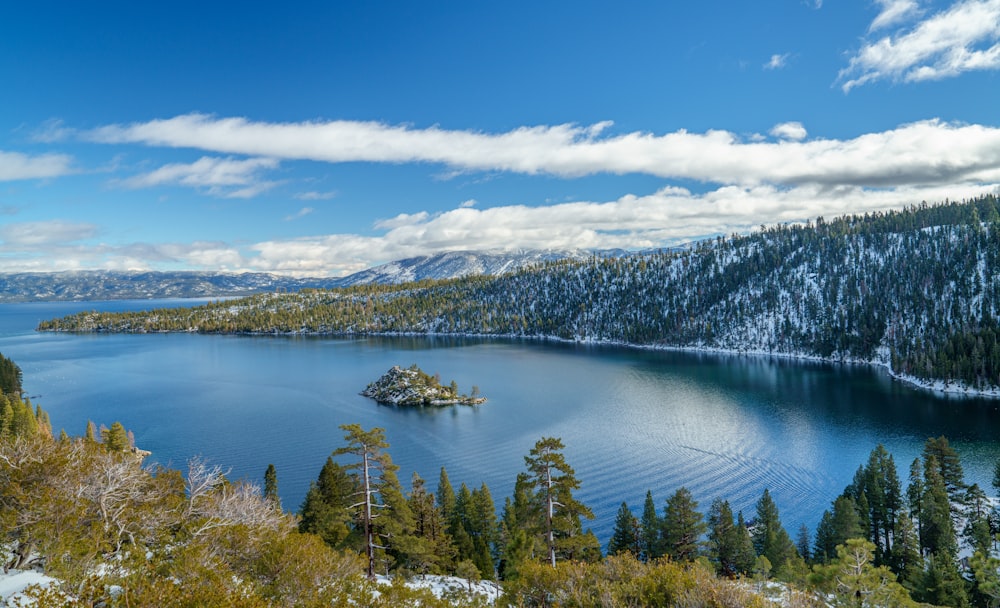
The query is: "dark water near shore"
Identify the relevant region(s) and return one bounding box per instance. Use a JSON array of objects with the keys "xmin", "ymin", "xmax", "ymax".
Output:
[{"xmin": 2, "ymin": 299, "xmax": 999, "ymax": 545}]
